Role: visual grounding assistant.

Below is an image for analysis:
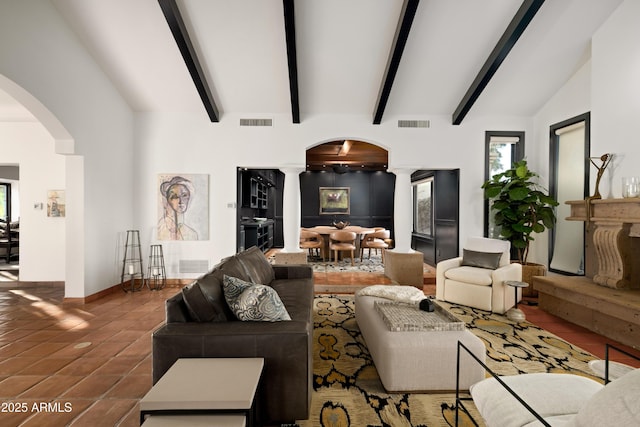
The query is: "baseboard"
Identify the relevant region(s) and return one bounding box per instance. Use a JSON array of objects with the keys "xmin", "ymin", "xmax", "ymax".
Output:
[{"xmin": 64, "ymin": 278, "xmax": 189, "ymax": 304}]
